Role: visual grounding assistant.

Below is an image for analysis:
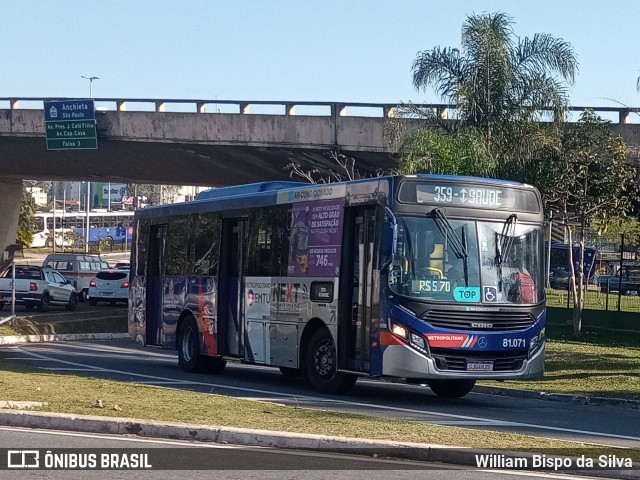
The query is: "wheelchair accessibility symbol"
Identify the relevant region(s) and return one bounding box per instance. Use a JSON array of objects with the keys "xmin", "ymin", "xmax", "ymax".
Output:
[{"xmin": 483, "ymin": 286, "xmax": 497, "ymax": 302}]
